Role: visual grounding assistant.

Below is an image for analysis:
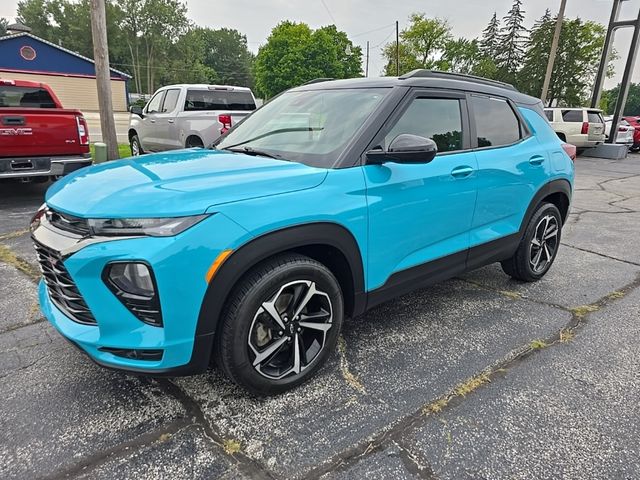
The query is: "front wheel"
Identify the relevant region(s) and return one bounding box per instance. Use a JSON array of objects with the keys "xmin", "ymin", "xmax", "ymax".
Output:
[
  {"xmin": 130, "ymin": 134, "xmax": 144, "ymax": 156},
  {"xmin": 215, "ymin": 254, "xmax": 343, "ymax": 395},
  {"xmin": 501, "ymin": 202, "xmax": 562, "ymax": 282}
]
